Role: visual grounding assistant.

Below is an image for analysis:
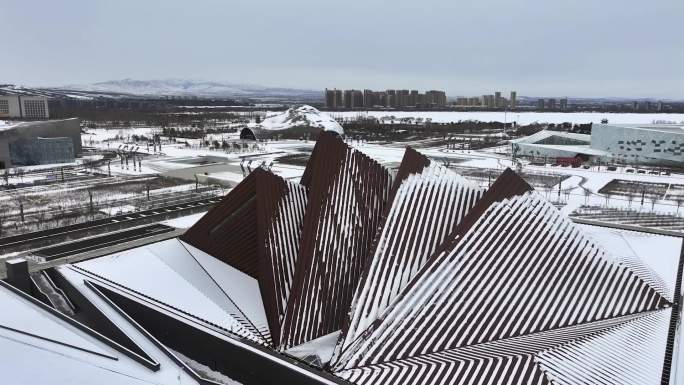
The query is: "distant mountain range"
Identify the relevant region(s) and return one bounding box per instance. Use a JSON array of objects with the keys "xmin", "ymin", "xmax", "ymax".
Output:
[
  {"xmin": 1, "ymin": 79, "xmax": 322, "ymax": 100},
  {"xmin": 1, "ymin": 80, "xmax": 680, "ymax": 103}
]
